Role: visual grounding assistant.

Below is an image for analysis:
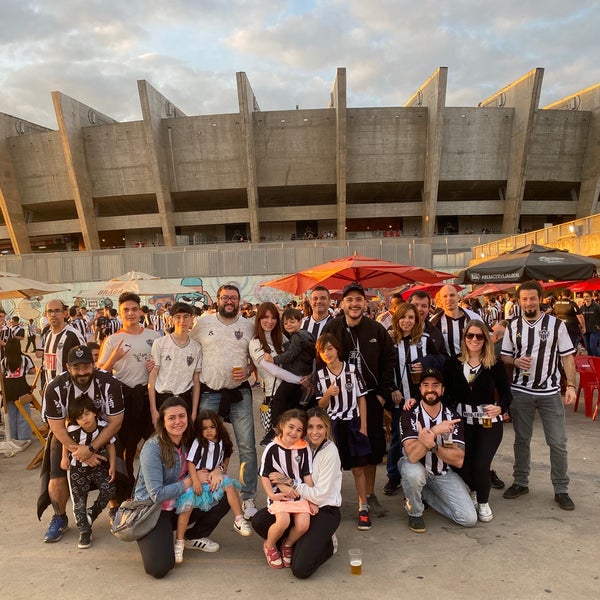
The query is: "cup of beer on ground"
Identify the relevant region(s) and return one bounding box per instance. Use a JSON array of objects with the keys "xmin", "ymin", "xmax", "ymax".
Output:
[
  {"xmin": 481, "ymin": 406, "xmax": 492, "ymax": 428},
  {"xmin": 349, "ymin": 548, "xmax": 362, "ymax": 575},
  {"xmin": 409, "ymin": 363, "xmax": 421, "ymax": 385}
]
